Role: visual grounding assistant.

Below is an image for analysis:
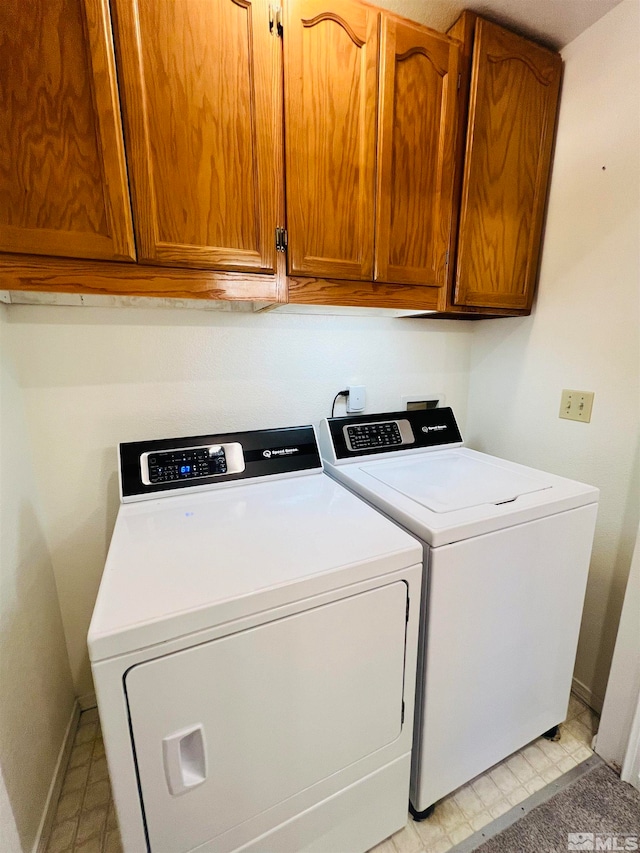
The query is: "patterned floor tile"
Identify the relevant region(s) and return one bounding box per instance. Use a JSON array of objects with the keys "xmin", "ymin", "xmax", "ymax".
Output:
[
  {"xmin": 367, "ymin": 693, "xmax": 598, "ymax": 853},
  {"xmin": 390, "ymin": 820, "xmax": 423, "ymax": 853},
  {"xmin": 44, "ymin": 695, "xmax": 598, "ymax": 853}
]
